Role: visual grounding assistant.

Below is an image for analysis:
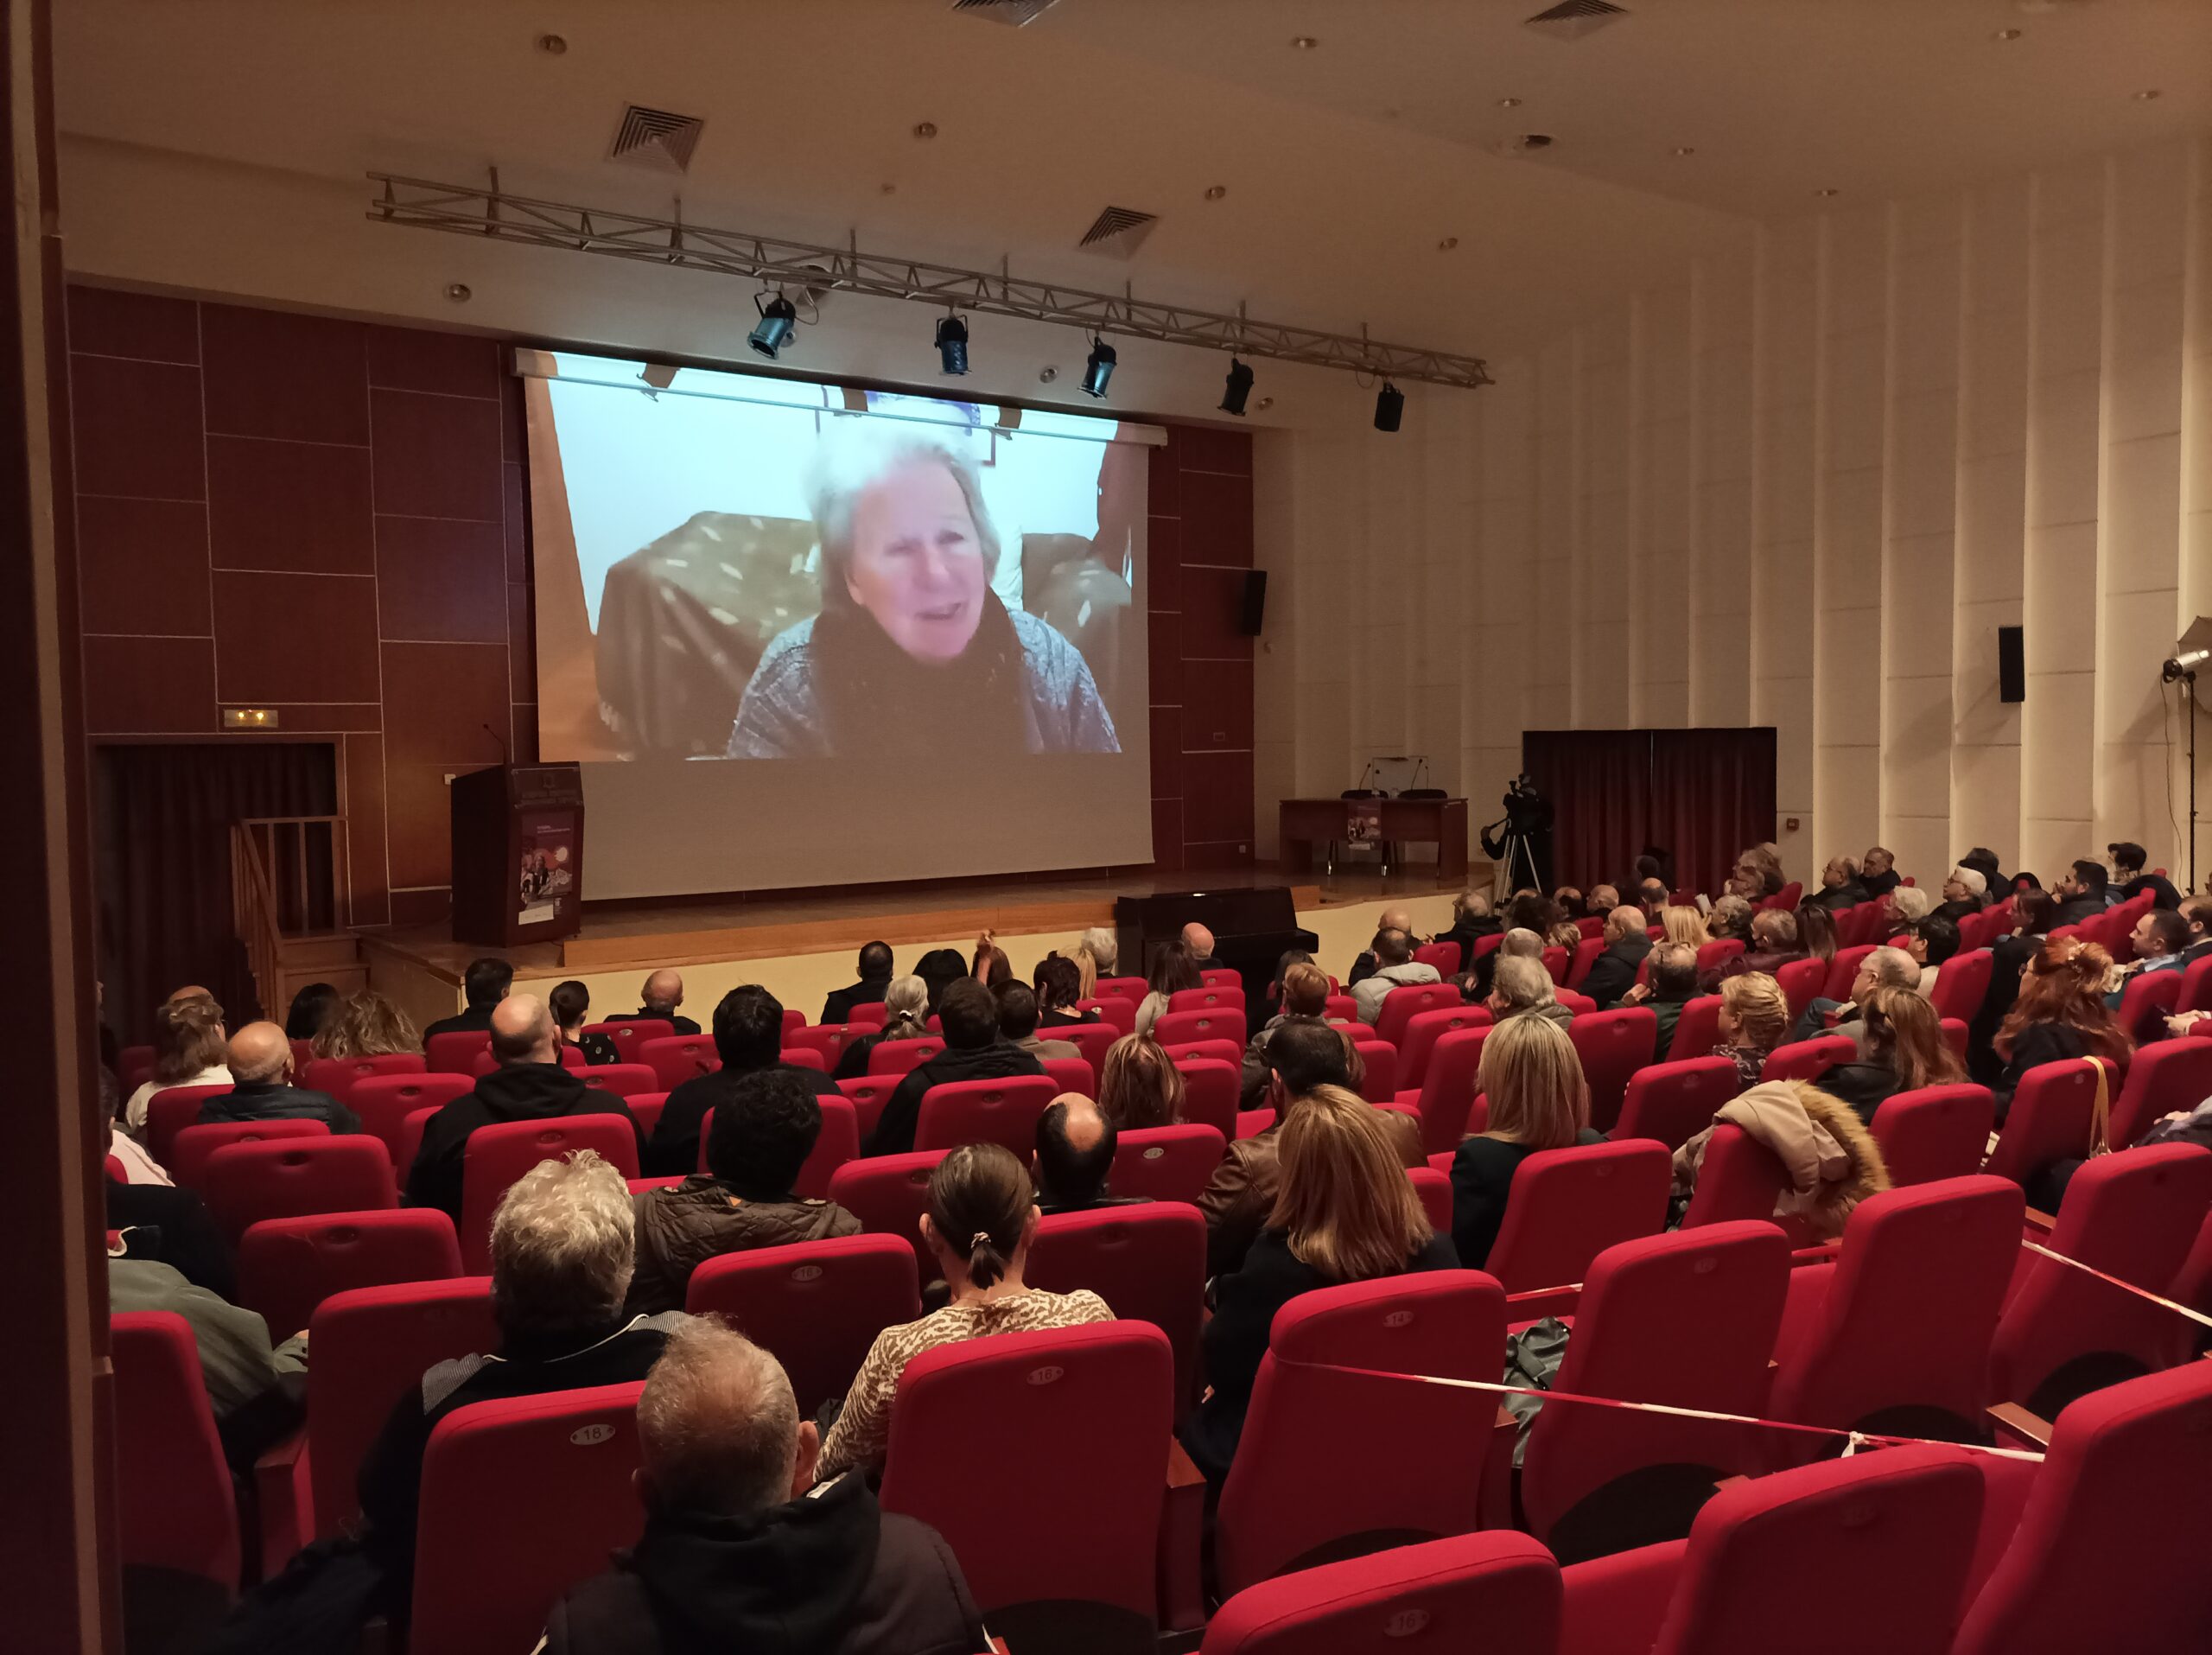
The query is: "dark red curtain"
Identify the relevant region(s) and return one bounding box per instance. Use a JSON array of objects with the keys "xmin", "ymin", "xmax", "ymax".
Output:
[
  {"xmin": 1522, "ymin": 727, "xmax": 1776, "ymax": 898},
  {"xmin": 93, "ymin": 742, "xmax": 337, "ymax": 1045},
  {"xmin": 1648, "ymin": 728, "xmax": 1777, "ymax": 899}
]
